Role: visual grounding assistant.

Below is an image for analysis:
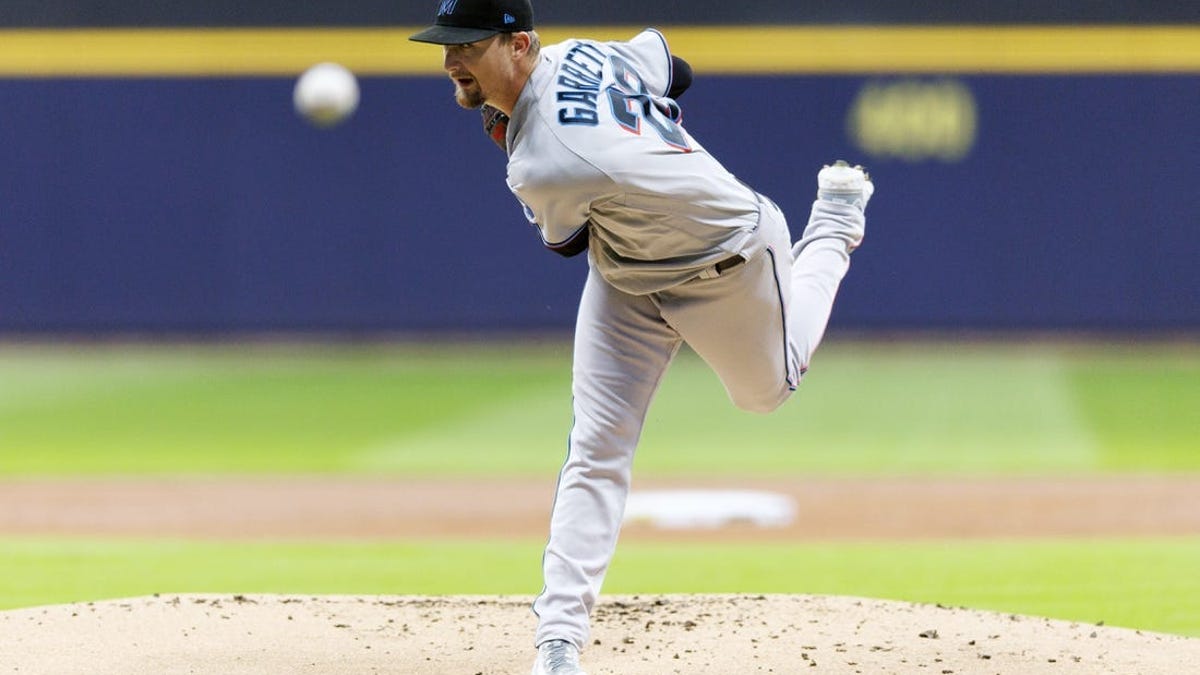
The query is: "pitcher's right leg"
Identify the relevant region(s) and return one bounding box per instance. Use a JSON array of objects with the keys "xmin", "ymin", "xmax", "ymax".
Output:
[{"xmin": 533, "ymin": 266, "xmax": 680, "ymax": 651}]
